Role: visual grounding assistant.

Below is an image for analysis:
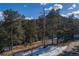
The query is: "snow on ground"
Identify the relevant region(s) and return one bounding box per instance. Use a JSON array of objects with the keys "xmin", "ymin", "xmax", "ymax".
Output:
[
  {"xmin": 39, "ymin": 46, "xmax": 67, "ymax": 56},
  {"xmin": 13, "ymin": 45, "xmax": 67, "ymax": 56}
]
